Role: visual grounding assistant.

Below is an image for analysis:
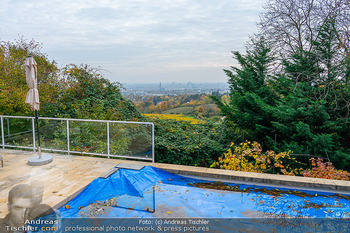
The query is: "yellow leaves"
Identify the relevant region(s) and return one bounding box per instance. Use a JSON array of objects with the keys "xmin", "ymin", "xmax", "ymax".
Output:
[
  {"xmin": 144, "ymin": 114, "xmax": 204, "ymax": 124},
  {"xmin": 212, "ymin": 140, "xmax": 298, "ymax": 175}
]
